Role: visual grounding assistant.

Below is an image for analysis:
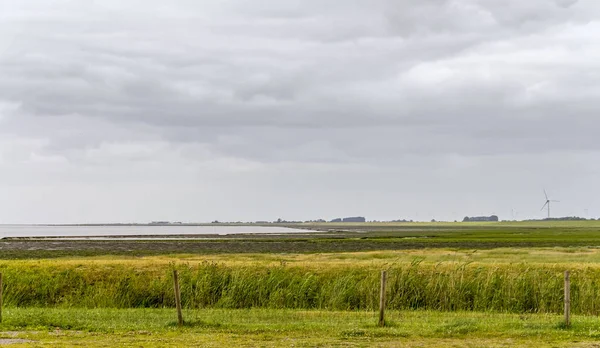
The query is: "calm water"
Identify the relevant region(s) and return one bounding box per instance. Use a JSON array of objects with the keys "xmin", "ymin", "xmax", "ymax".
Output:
[{"xmin": 0, "ymin": 225, "xmax": 312, "ymax": 239}]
